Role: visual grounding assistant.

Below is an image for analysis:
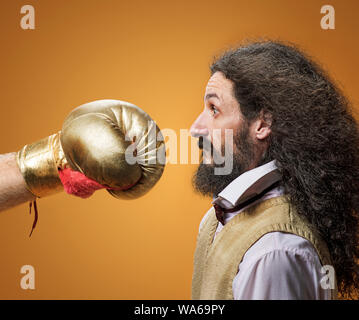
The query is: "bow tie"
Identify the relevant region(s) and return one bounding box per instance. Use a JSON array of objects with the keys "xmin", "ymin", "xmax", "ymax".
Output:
[
  {"xmin": 213, "ymin": 181, "xmax": 280, "ymax": 225},
  {"xmin": 213, "ymin": 203, "xmax": 243, "ymax": 225}
]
